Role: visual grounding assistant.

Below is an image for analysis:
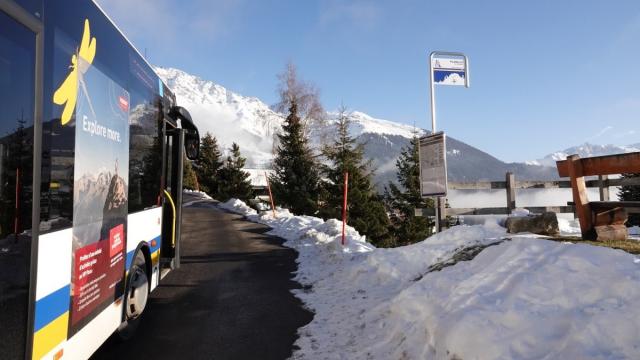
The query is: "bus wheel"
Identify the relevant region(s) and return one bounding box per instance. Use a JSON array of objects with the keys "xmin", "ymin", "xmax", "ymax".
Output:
[{"xmin": 117, "ymin": 251, "xmax": 149, "ymax": 339}]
